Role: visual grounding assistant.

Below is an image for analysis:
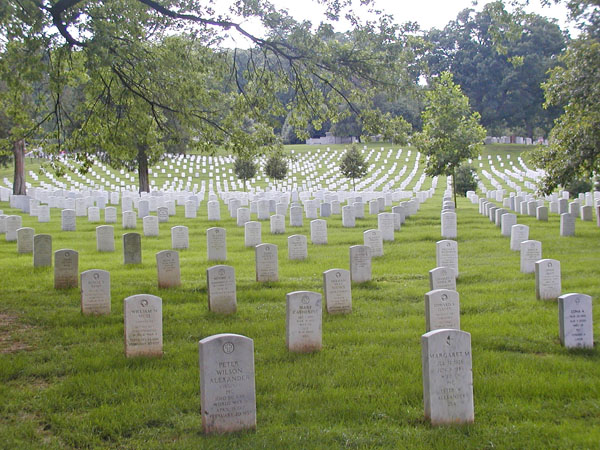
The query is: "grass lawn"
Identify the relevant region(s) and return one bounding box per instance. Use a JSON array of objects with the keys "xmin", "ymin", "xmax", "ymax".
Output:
[{"xmin": 0, "ymin": 170, "xmax": 598, "ymax": 448}]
